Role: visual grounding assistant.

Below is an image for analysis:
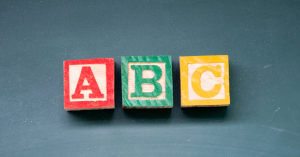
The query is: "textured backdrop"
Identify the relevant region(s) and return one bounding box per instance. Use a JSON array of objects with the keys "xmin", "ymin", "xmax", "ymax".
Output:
[{"xmin": 0, "ymin": 0, "xmax": 299, "ymax": 156}]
